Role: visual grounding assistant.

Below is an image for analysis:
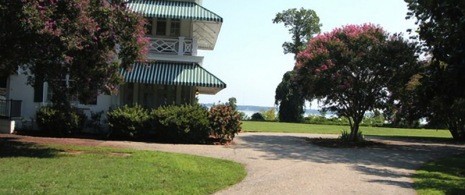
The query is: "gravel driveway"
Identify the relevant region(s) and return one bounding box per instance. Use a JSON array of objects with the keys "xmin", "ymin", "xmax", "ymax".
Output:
[{"xmin": 3, "ymin": 133, "xmax": 465, "ymax": 194}]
